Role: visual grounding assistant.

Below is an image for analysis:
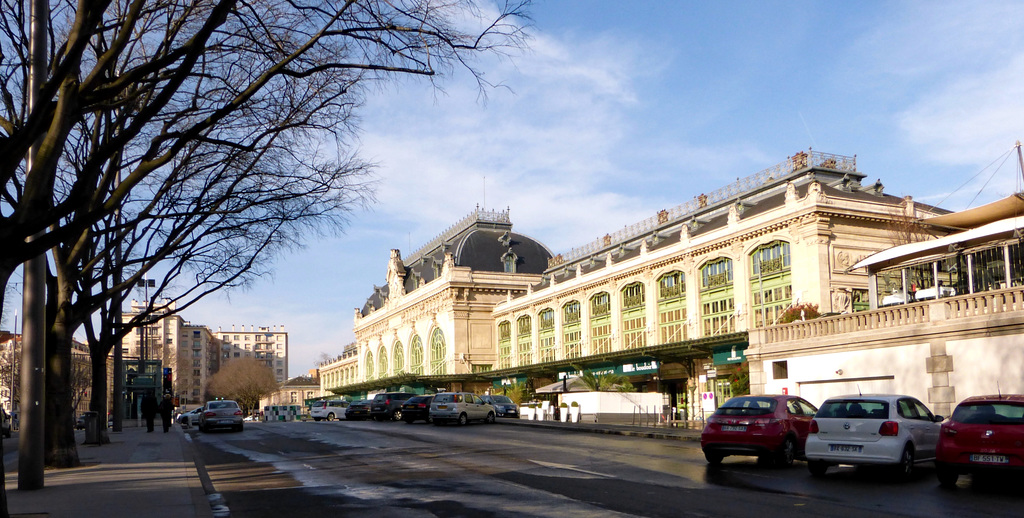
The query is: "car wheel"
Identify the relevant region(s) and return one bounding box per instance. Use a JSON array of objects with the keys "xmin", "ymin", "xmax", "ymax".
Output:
[
  {"xmin": 458, "ymin": 413, "xmax": 468, "ymax": 426},
  {"xmin": 235, "ymin": 424, "xmax": 243, "ymax": 432},
  {"xmin": 775, "ymin": 437, "xmax": 796, "ymax": 467},
  {"xmin": 485, "ymin": 412, "xmax": 495, "ymax": 424},
  {"xmin": 433, "ymin": 419, "xmax": 445, "ymax": 426},
  {"xmin": 936, "ymin": 465, "xmax": 959, "ymax": 488},
  {"xmin": 704, "ymin": 451, "xmax": 723, "ymax": 465},
  {"xmin": 897, "ymin": 445, "xmax": 915, "ymax": 478},
  {"xmin": 327, "ymin": 413, "xmax": 335, "ymax": 421},
  {"xmin": 808, "ymin": 460, "xmax": 829, "ymax": 477},
  {"xmin": 392, "ymin": 410, "xmax": 403, "ymax": 421},
  {"xmin": 373, "ymin": 416, "xmax": 385, "ymax": 422},
  {"xmin": 313, "ymin": 417, "xmax": 321, "ymax": 422},
  {"xmin": 404, "ymin": 417, "xmax": 415, "ymax": 424},
  {"xmin": 426, "ymin": 415, "xmax": 433, "ymax": 424}
]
